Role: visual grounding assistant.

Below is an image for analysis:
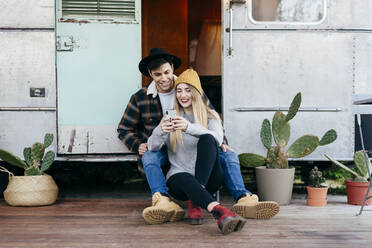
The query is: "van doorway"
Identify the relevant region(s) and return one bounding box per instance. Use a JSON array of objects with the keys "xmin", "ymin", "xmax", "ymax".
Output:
[{"xmin": 141, "ymin": 0, "xmax": 222, "ymax": 113}]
